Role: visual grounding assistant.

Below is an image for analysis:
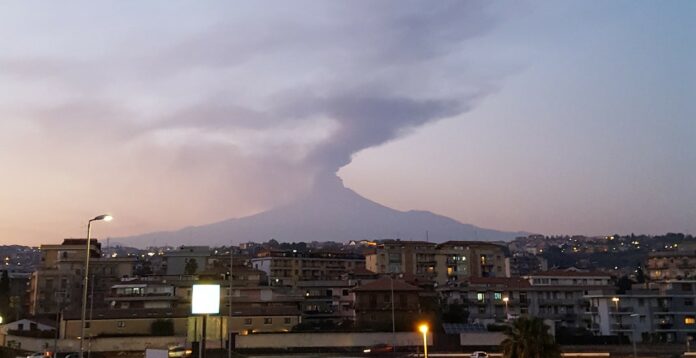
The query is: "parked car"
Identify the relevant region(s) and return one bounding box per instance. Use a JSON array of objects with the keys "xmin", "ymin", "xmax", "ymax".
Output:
[
  {"xmin": 471, "ymin": 351, "xmax": 488, "ymax": 358},
  {"xmin": 26, "ymin": 352, "xmax": 46, "ymax": 358},
  {"xmin": 363, "ymin": 343, "xmax": 393, "ymax": 355},
  {"xmin": 168, "ymin": 346, "xmax": 192, "ymax": 358}
]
